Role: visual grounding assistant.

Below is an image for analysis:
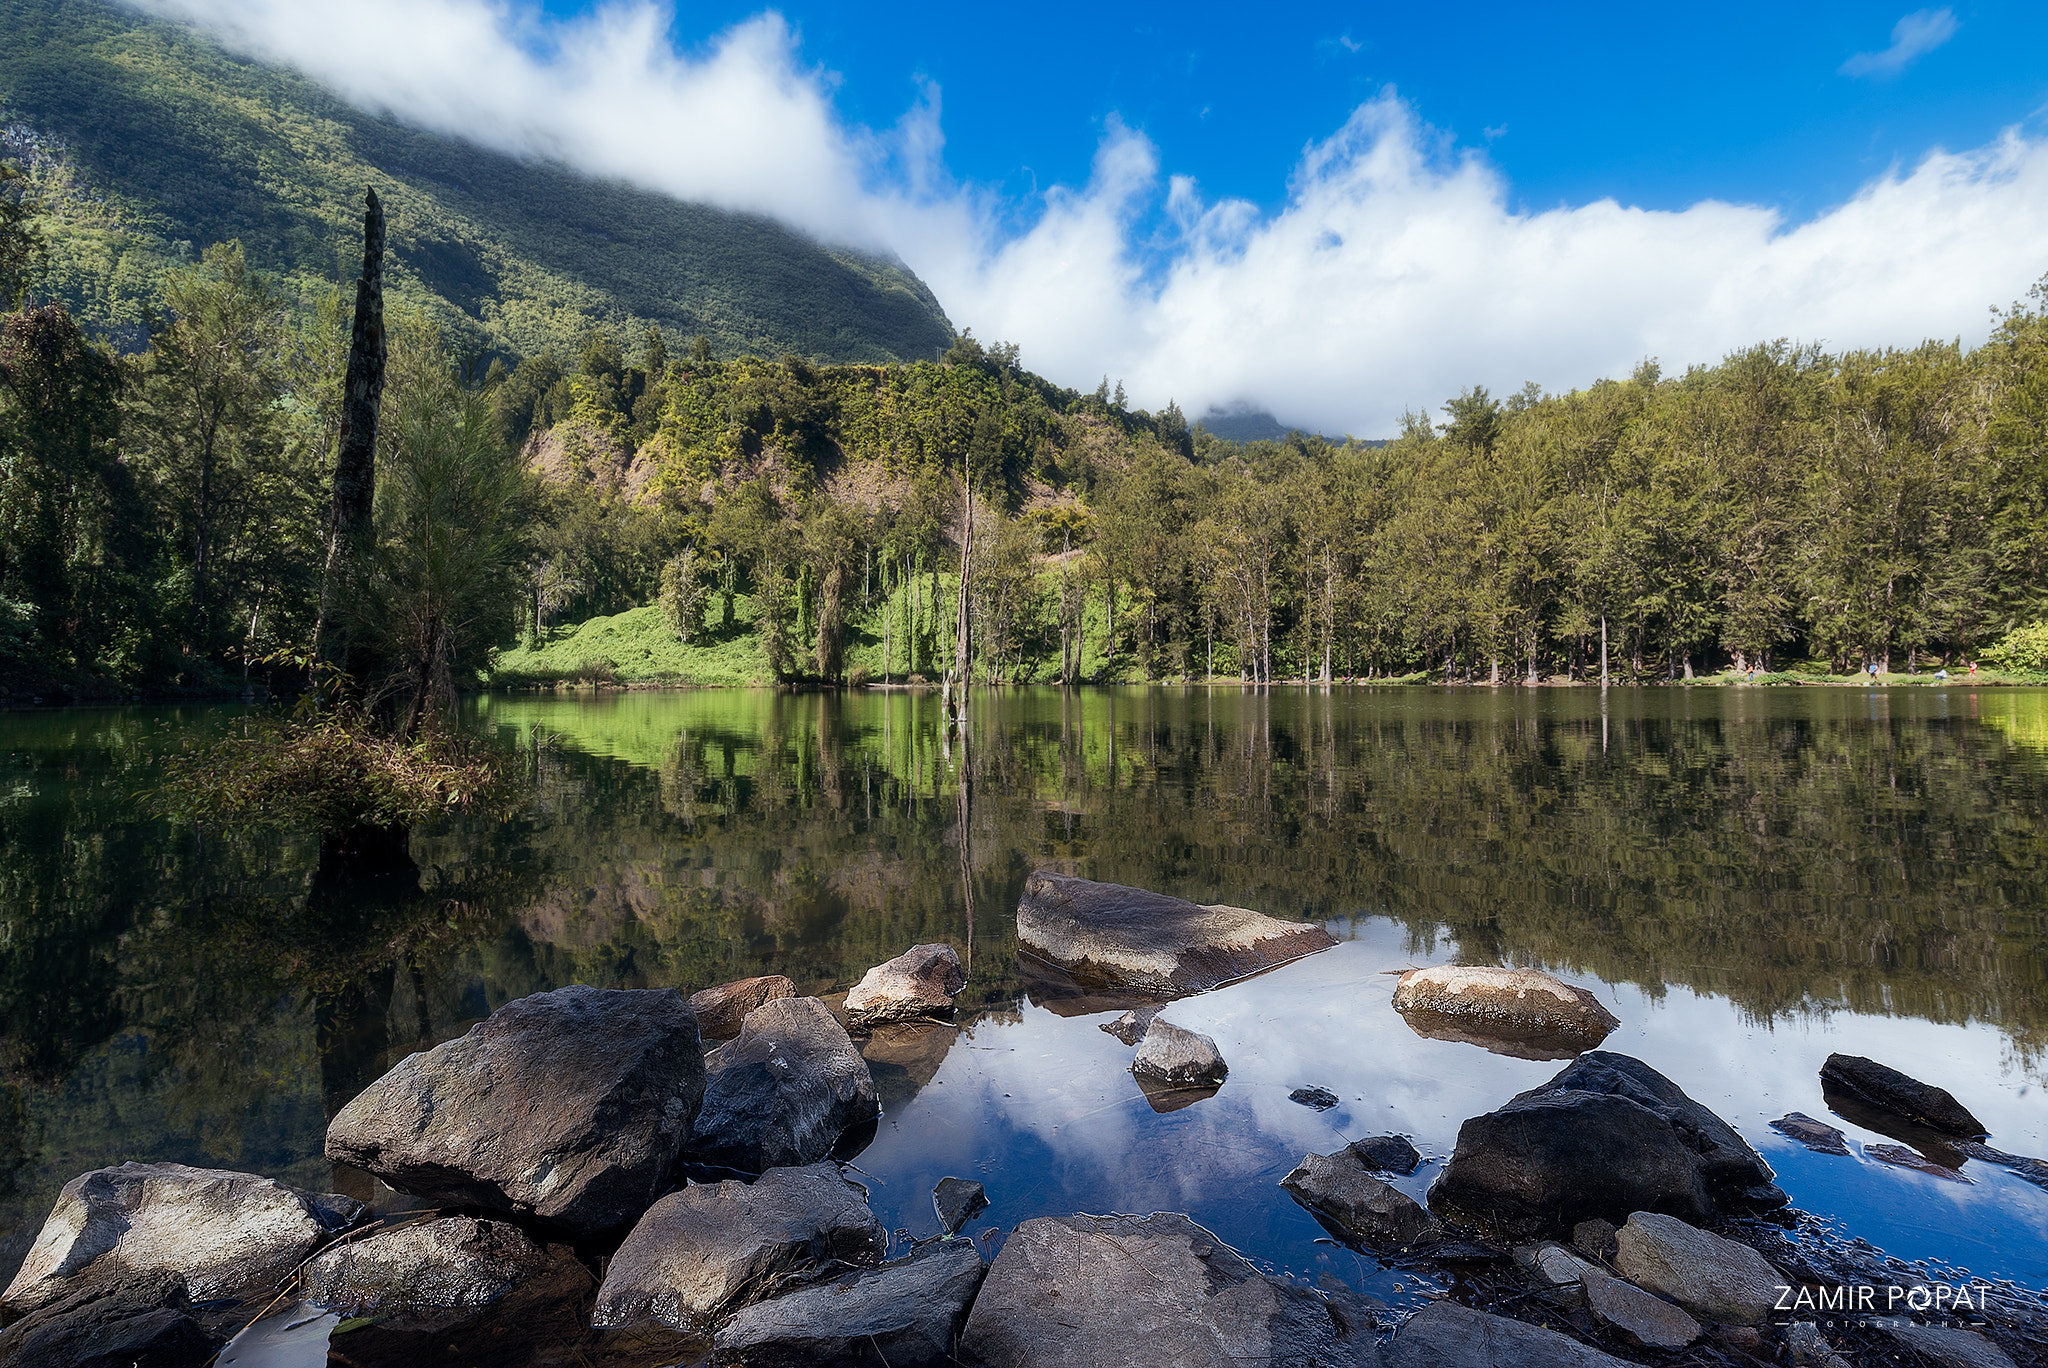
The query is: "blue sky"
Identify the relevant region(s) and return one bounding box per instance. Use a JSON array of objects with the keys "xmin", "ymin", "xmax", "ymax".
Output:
[{"xmin": 159, "ymin": 0, "xmax": 2048, "ymax": 433}]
